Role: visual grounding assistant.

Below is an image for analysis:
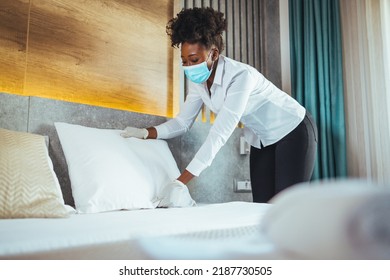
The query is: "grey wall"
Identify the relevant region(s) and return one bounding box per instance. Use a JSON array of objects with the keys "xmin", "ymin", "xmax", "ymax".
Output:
[
  {"xmin": 0, "ymin": 92, "xmax": 252, "ymax": 205},
  {"xmin": 183, "ymin": 121, "xmax": 252, "ymax": 203}
]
